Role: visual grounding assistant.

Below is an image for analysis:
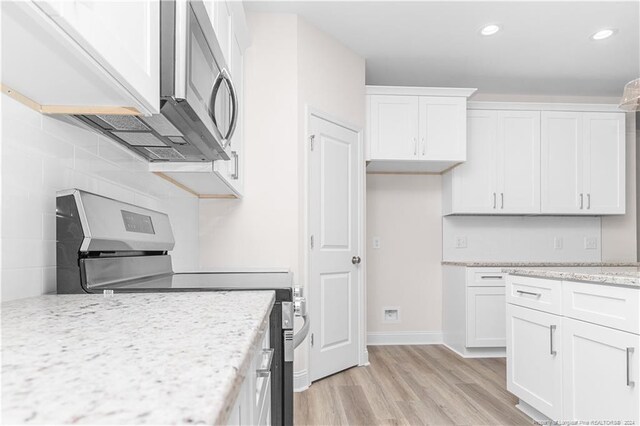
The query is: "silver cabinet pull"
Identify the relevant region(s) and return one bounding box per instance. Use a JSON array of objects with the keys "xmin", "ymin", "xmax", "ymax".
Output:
[
  {"xmin": 256, "ymin": 348, "xmax": 274, "ymax": 378},
  {"xmin": 501, "ymin": 193, "xmax": 504, "ymax": 209},
  {"xmin": 230, "ymin": 151, "xmax": 239, "ymax": 180},
  {"xmin": 550, "ymin": 325, "xmax": 557, "ymax": 356},
  {"xmin": 627, "ymin": 347, "xmax": 635, "ymax": 387},
  {"xmin": 493, "ymin": 193, "xmax": 497, "ymax": 209},
  {"xmin": 587, "ymin": 193, "xmax": 591, "ymax": 210},
  {"xmin": 413, "ymin": 138, "xmax": 417, "ymax": 156},
  {"xmin": 579, "ymin": 193, "xmax": 584, "ymax": 209},
  {"xmin": 516, "ymin": 289, "xmax": 541, "ymax": 298},
  {"xmin": 481, "ymin": 275, "xmax": 504, "ymax": 280},
  {"xmin": 421, "ymin": 137, "xmax": 426, "ymax": 156}
]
